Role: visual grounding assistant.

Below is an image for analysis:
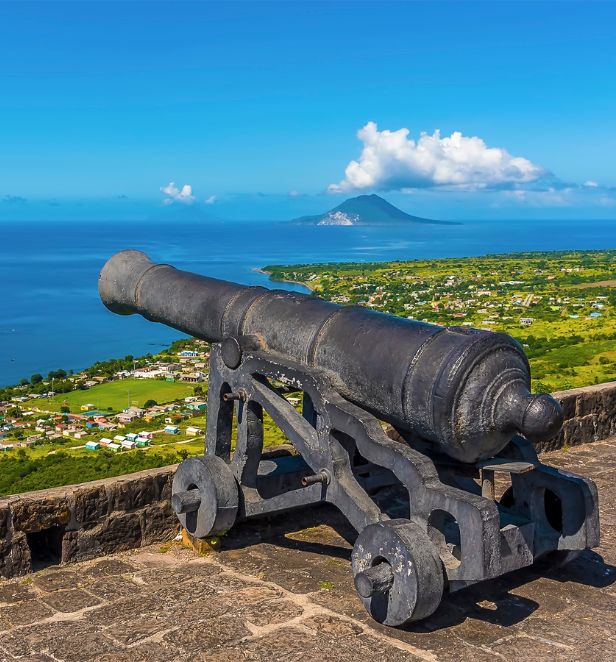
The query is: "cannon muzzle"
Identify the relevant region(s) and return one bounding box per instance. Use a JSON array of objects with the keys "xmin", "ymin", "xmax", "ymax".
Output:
[{"xmin": 99, "ymin": 249, "xmax": 563, "ymax": 462}]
